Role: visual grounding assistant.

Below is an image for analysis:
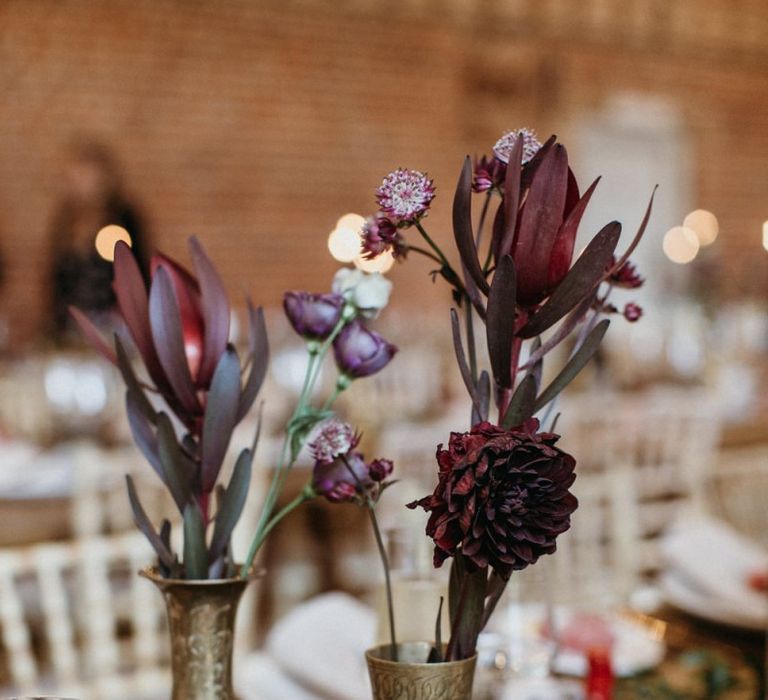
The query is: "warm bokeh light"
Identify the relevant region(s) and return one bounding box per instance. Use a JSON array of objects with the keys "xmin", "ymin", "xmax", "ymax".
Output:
[
  {"xmin": 328, "ymin": 213, "xmax": 365, "ymax": 262},
  {"xmin": 354, "ymin": 249, "xmax": 395, "ymax": 274},
  {"xmin": 663, "ymin": 226, "xmax": 700, "ymax": 264},
  {"xmin": 95, "ymin": 225, "xmax": 132, "ymax": 261},
  {"xmin": 763, "ymin": 221, "xmax": 768, "ymax": 252},
  {"xmin": 683, "ymin": 209, "xmax": 719, "ymax": 246}
]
